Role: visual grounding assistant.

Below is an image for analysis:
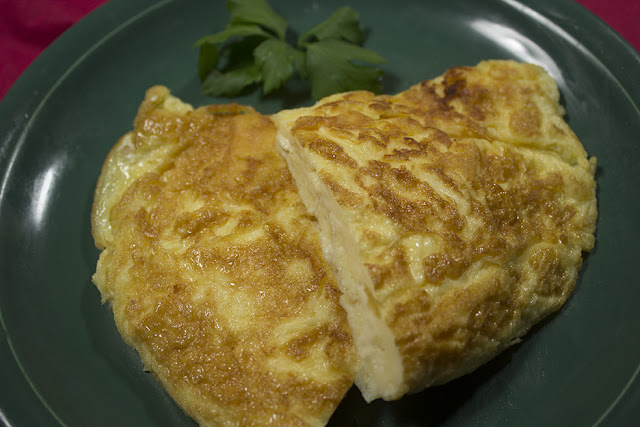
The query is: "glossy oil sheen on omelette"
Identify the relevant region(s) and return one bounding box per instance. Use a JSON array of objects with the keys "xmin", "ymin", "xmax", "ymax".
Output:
[
  {"xmin": 272, "ymin": 60, "xmax": 598, "ymax": 401},
  {"xmin": 91, "ymin": 86, "xmax": 356, "ymax": 426}
]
